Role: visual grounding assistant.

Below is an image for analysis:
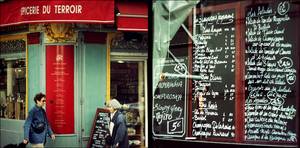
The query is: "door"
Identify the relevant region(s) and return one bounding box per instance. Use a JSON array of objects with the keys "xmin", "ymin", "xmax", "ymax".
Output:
[
  {"xmin": 110, "ymin": 57, "xmax": 147, "ymax": 148},
  {"xmin": 77, "ymin": 41, "xmax": 108, "ymax": 147}
]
